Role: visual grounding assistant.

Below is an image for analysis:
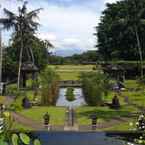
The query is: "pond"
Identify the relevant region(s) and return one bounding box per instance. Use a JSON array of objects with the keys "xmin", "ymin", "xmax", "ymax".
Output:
[
  {"xmin": 31, "ymin": 132, "xmax": 131, "ymax": 145},
  {"xmin": 56, "ymin": 88, "xmax": 86, "ymax": 107}
]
